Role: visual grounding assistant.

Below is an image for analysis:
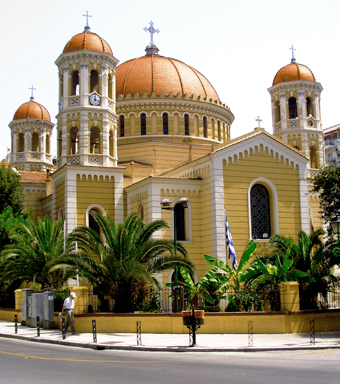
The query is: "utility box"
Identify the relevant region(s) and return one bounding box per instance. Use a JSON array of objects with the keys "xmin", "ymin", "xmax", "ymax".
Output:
[
  {"xmin": 28, "ymin": 293, "xmax": 44, "ymax": 328},
  {"xmin": 43, "ymin": 291, "xmax": 55, "ymax": 329},
  {"xmin": 20, "ymin": 288, "xmax": 34, "ymax": 325}
]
